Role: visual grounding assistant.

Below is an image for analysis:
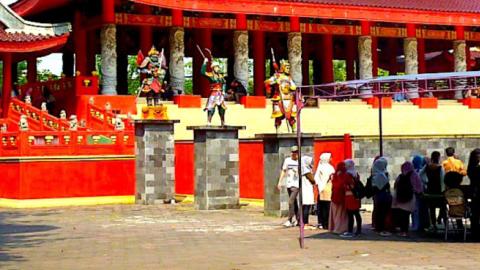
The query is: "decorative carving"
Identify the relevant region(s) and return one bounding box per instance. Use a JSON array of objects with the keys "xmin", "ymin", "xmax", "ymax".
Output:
[
  {"xmin": 169, "ymin": 27, "xmax": 185, "ymax": 94},
  {"xmin": 100, "ymin": 24, "xmax": 117, "ymax": 95},
  {"xmin": 454, "ymin": 40, "xmax": 467, "ymax": 99},
  {"xmin": 287, "ymin": 32, "xmax": 302, "ymax": 86},
  {"xmin": 404, "ymin": 38, "xmax": 418, "ymax": 75},
  {"xmin": 19, "ymin": 115, "xmax": 28, "ymax": 131},
  {"xmin": 358, "ymin": 36, "xmax": 373, "ymax": 97},
  {"xmin": 69, "ymin": 115, "xmax": 78, "ymax": 131},
  {"xmin": 233, "ymin": 30, "xmax": 249, "ymax": 90}
]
